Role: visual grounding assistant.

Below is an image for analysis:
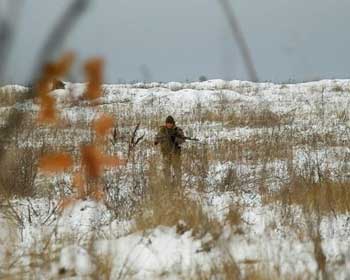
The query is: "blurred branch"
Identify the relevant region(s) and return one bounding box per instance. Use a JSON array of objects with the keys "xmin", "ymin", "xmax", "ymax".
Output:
[
  {"xmin": 31, "ymin": 0, "xmax": 90, "ymax": 83},
  {"xmin": 218, "ymin": 0, "xmax": 259, "ymax": 82},
  {"xmin": 0, "ymin": 19, "xmax": 12, "ymax": 84},
  {"xmin": 0, "ymin": 0, "xmax": 91, "ymax": 162},
  {"xmin": 0, "ymin": 0, "xmax": 22, "ymax": 84}
]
